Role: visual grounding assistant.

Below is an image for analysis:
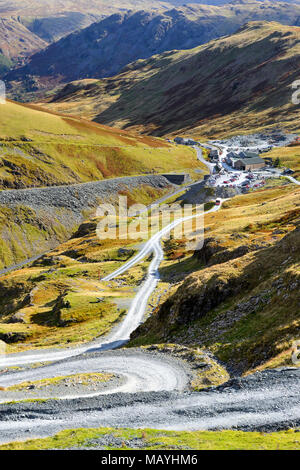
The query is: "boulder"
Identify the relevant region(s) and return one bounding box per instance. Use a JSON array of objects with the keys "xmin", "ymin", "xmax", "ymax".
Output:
[
  {"xmin": 8, "ymin": 311, "xmax": 27, "ymax": 324},
  {"xmin": 0, "ymin": 332, "xmax": 30, "ymax": 343}
]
